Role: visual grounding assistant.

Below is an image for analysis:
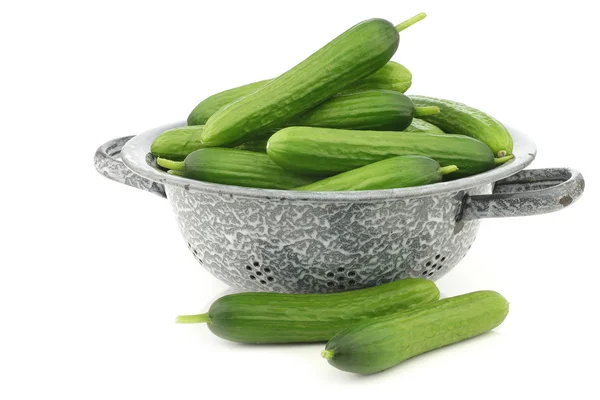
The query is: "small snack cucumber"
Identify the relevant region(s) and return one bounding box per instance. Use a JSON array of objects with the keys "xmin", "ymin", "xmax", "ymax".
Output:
[
  {"xmin": 322, "ymin": 290, "xmax": 509, "ymax": 374},
  {"xmin": 404, "ymin": 118, "xmax": 444, "ymax": 133},
  {"xmin": 151, "ymin": 125, "xmax": 204, "ymax": 161},
  {"xmin": 175, "ymin": 278, "xmax": 440, "ymax": 344},
  {"xmin": 200, "ymin": 14, "xmax": 427, "ymax": 147},
  {"xmin": 409, "ymin": 95, "xmax": 514, "ymax": 157},
  {"xmin": 295, "ymin": 156, "xmax": 458, "ymax": 191},
  {"xmin": 290, "ymin": 90, "xmax": 439, "ymax": 131},
  {"xmin": 267, "ymin": 127, "xmax": 496, "ymax": 177},
  {"xmin": 187, "ymin": 61, "xmax": 413, "ymax": 126},
  {"xmin": 178, "ymin": 148, "xmax": 317, "ymax": 189},
  {"xmin": 339, "ymin": 61, "xmax": 412, "ymax": 94}
]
